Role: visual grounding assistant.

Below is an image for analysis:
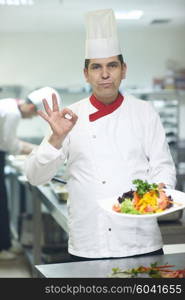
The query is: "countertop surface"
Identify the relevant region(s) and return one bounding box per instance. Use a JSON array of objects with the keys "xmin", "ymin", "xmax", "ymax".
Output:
[{"xmin": 35, "ymin": 252, "xmax": 185, "ymax": 278}]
